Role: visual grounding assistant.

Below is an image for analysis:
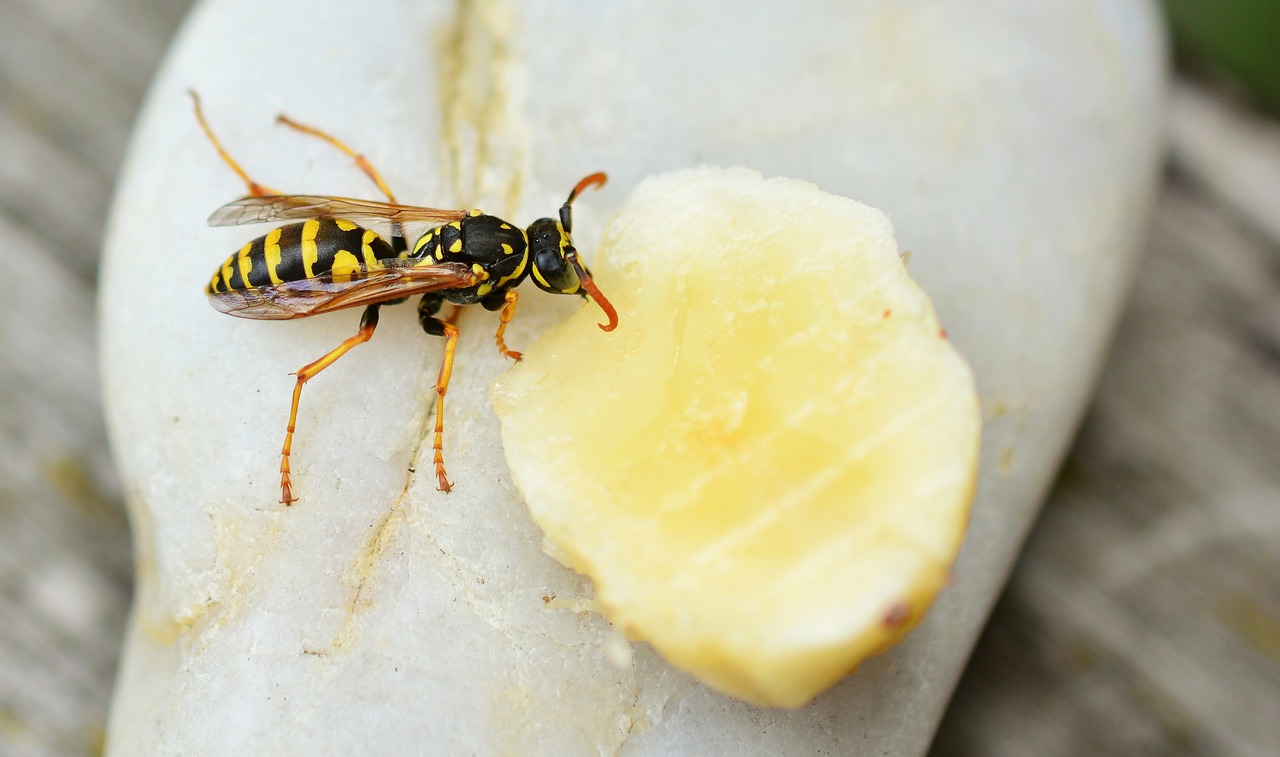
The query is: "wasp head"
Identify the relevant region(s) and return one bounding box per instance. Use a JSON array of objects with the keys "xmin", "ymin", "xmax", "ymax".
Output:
[
  {"xmin": 527, "ymin": 217, "xmax": 582, "ymax": 295},
  {"xmin": 524, "ymin": 173, "xmax": 617, "ymax": 331}
]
